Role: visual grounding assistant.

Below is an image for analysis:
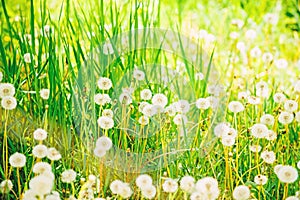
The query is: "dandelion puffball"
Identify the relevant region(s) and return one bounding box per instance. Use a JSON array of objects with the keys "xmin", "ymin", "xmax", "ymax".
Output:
[{"xmin": 9, "ymin": 152, "xmax": 26, "ymax": 168}]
